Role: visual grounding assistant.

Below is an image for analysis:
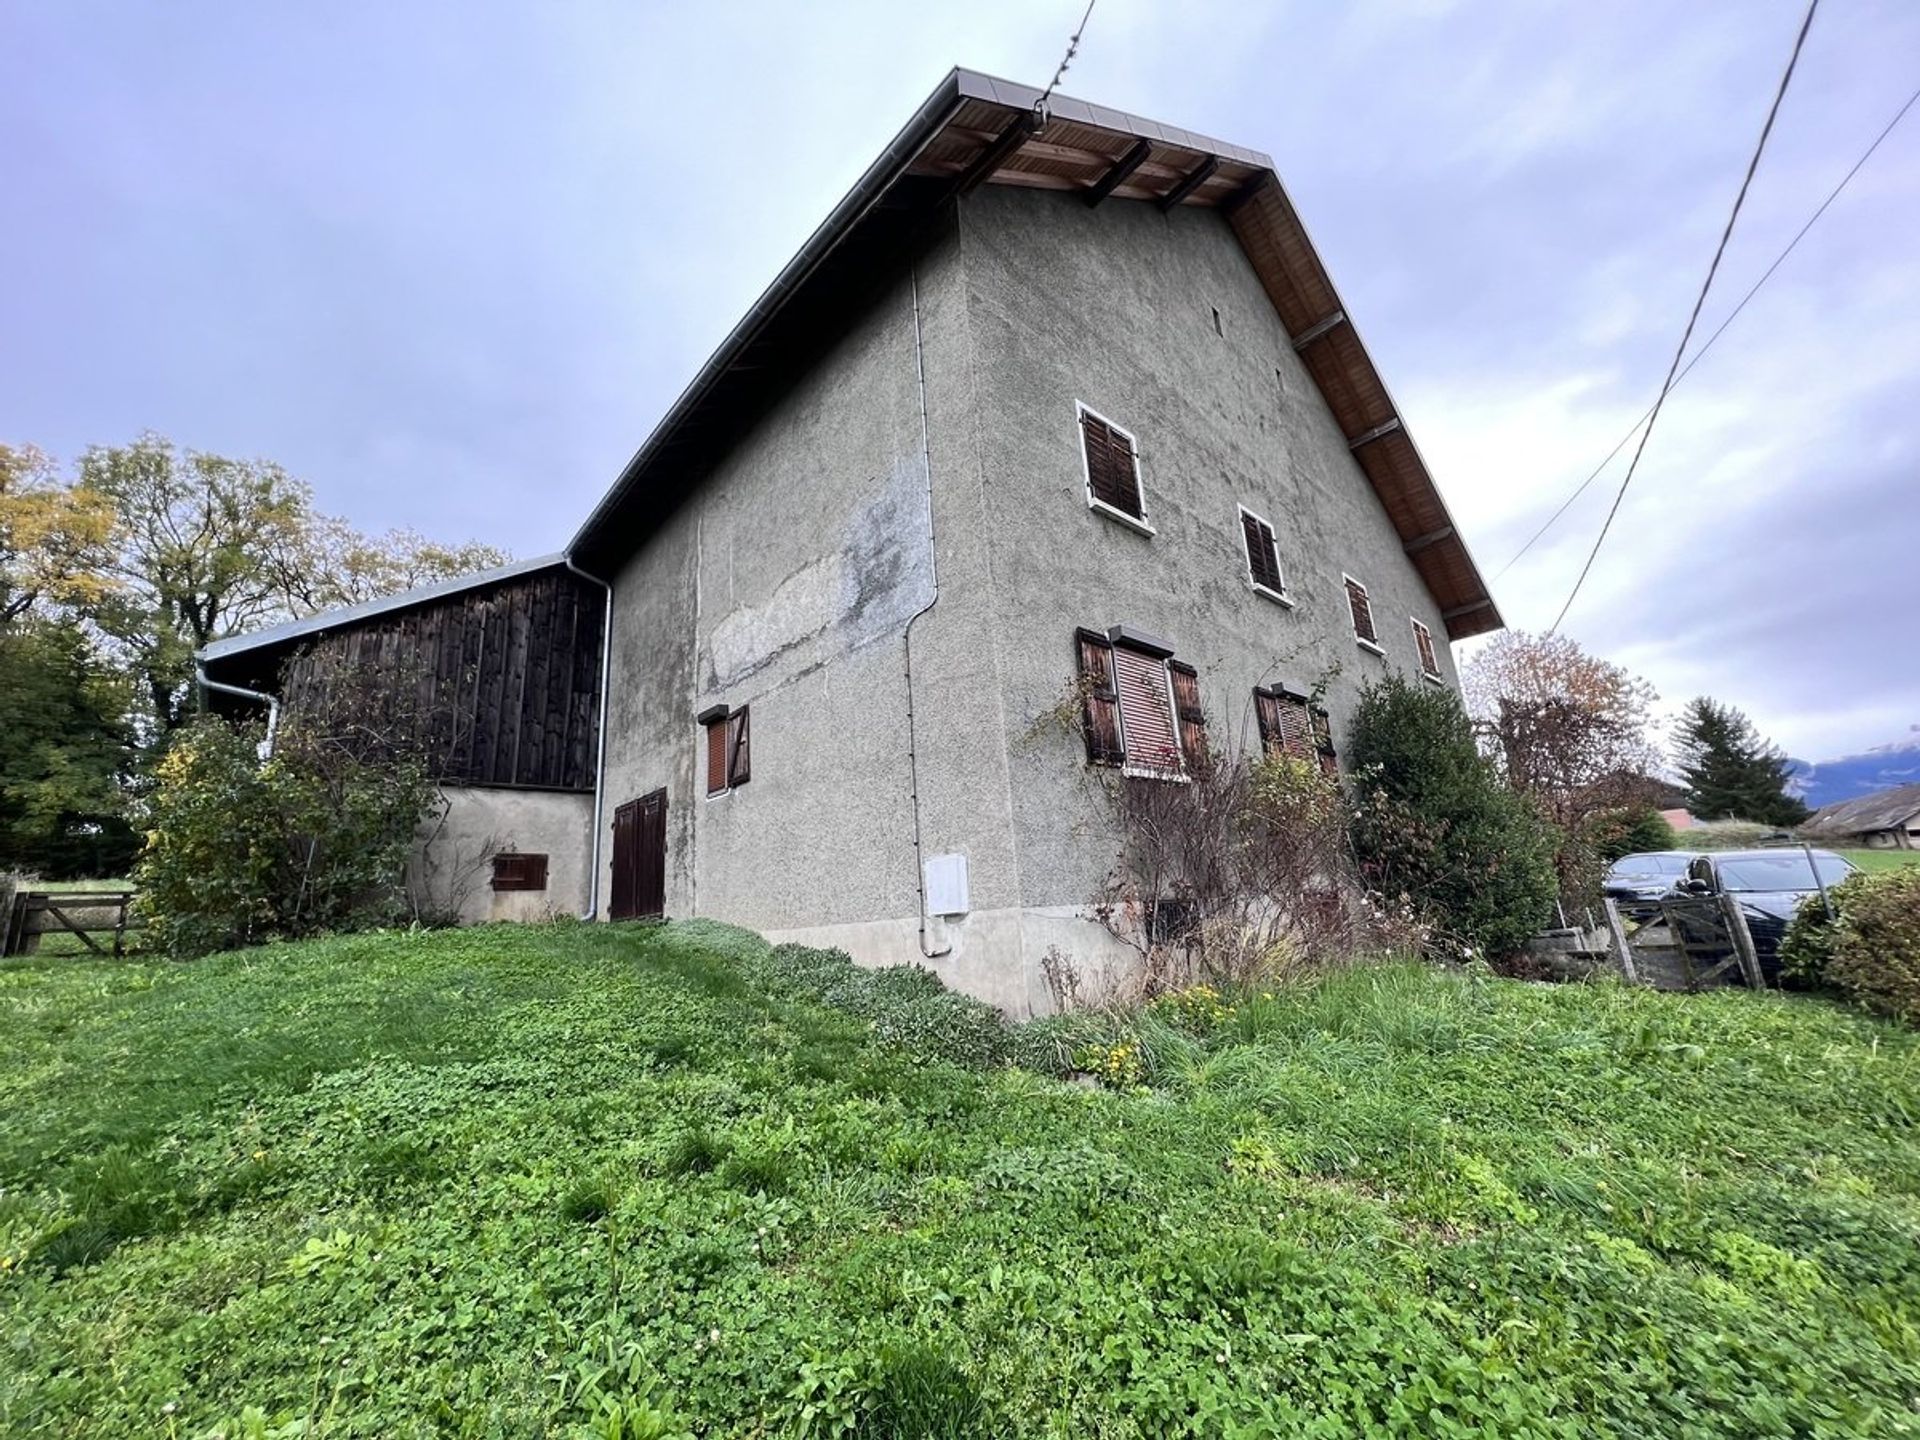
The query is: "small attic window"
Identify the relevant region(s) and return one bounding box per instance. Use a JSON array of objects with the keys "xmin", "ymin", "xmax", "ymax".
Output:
[
  {"xmin": 1211, "ymin": 306, "xmax": 1223, "ymax": 337},
  {"xmin": 491, "ymin": 852, "xmax": 549, "ymax": 892}
]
